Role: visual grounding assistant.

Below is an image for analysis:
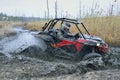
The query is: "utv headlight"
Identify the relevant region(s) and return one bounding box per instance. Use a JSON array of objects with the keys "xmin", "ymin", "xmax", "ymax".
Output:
[{"xmin": 97, "ymin": 43, "xmax": 100, "ymax": 46}]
